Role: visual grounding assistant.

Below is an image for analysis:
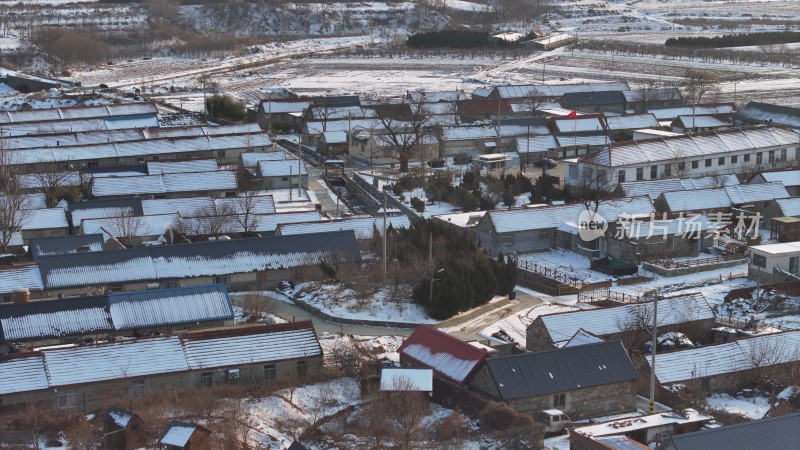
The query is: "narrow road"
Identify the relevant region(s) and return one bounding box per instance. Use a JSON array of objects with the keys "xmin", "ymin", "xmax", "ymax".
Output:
[
  {"xmin": 445, "ymin": 290, "xmax": 542, "ymax": 342},
  {"xmin": 271, "ymin": 299, "xmax": 414, "ymax": 337}
]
